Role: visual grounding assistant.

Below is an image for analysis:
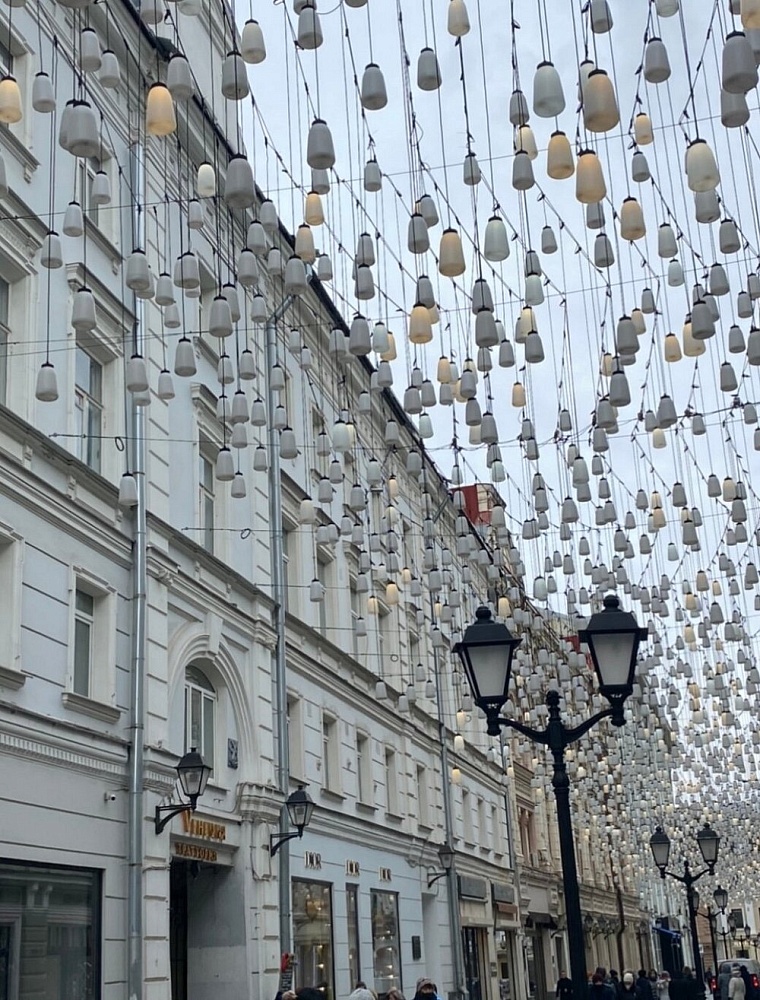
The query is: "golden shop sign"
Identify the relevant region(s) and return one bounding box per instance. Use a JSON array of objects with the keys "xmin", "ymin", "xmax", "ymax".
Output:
[{"xmin": 179, "ymin": 811, "xmax": 227, "ymax": 842}]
